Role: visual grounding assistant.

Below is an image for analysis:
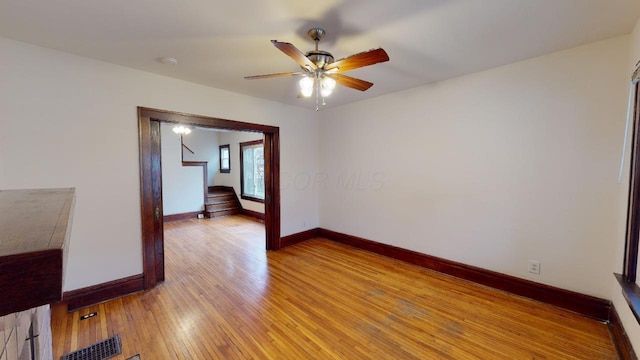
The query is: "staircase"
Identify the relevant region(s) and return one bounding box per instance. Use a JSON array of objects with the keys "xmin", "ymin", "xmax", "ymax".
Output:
[{"xmin": 205, "ymin": 186, "xmax": 241, "ymax": 218}]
